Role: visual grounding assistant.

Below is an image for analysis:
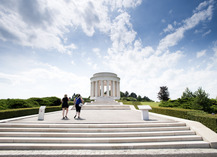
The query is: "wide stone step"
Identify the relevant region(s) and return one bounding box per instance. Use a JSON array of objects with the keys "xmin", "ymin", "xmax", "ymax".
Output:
[
  {"xmin": 0, "ymin": 122, "xmax": 186, "ymax": 128},
  {"xmin": 0, "ymin": 141, "xmax": 210, "ymax": 150},
  {"xmin": 0, "ymin": 130, "xmax": 195, "ymax": 137},
  {"xmin": 0, "ymin": 135, "xmax": 203, "ymax": 143},
  {"xmin": 0, "ymin": 126, "xmax": 190, "ymax": 133},
  {"xmin": 82, "ymin": 105, "xmax": 131, "ymax": 110}
]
